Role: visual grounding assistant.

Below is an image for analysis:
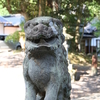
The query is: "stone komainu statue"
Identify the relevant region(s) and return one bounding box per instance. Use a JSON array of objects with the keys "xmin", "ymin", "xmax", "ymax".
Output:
[{"xmin": 23, "ymin": 16, "xmax": 71, "ymax": 100}]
